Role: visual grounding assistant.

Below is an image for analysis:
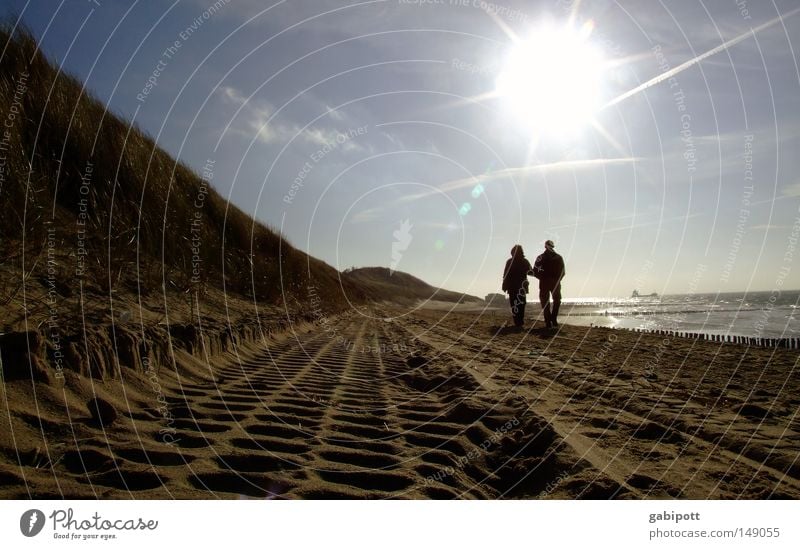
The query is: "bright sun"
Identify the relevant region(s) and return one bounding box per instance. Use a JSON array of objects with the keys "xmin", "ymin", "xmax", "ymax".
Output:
[{"xmin": 495, "ymin": 23, "xmax": 605, "ymax": 135}]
